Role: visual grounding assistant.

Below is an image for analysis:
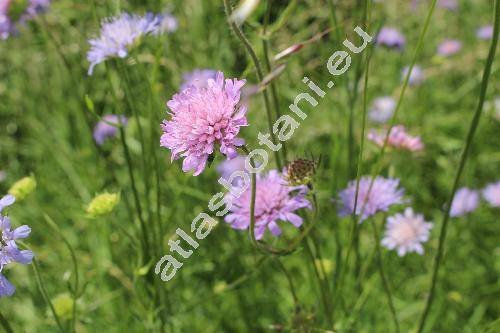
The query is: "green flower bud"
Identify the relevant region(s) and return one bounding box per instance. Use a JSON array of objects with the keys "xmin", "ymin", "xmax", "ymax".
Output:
[
  {"xmin": 8, "ymin": 176, "xmax": 37, "ymax": 201},
  {"xmin": 86, "ymin": 192, "xmax": 120, "ymax": 217},
  {"xmin": 51, "ymin": 293, "xmax": 74, "ymax": 320}
]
